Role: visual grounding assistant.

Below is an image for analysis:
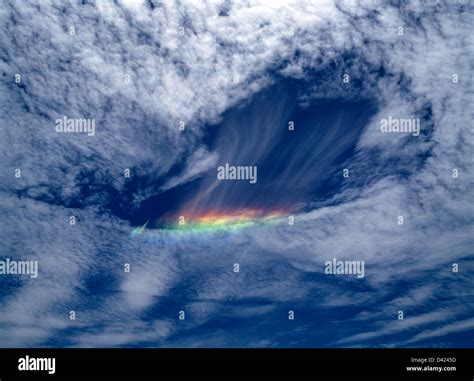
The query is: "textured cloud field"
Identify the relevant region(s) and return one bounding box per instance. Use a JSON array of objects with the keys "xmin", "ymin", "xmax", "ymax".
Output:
[{"xmin": 0, "ymin": 0, "xmax": 473, "ymax": 347}]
